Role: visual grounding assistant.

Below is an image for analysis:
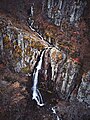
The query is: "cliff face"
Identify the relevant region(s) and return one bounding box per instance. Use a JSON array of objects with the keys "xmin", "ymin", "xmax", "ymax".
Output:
[
  {"xmin": 0, "ymin": 0, "xmax": 90, "ymax": 120},
  {"xmin": 44, "ymin": 0, "xmax": 86, "ymax": 26},
  {"xmin": 27, "ymin": 0, "xmax": 90, "ymax": 71},
  {"xmin": 0, "ymin": 15, "xmax": 90, "ymax": 105},
  {"xmin": 0, "ymin": 0, "xmax": 89, "ymax": 24}
]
